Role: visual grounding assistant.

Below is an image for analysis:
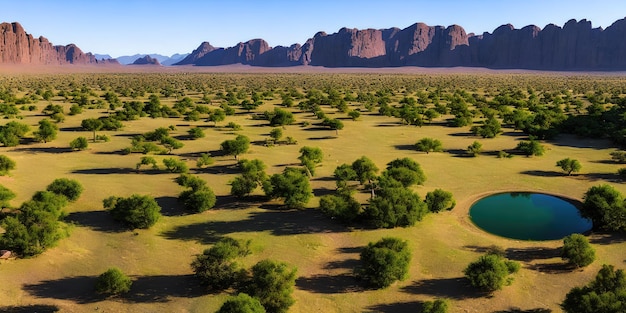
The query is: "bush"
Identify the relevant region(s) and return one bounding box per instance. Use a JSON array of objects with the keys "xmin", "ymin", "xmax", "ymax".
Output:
[
  {"xmin": 191, "ymin": 237, "xmax": 251, "ymax": 291},
  {"xmin": 46, "ymin": 178, "xmax": 83, "ymax": 202},
  {"xmin": 422, "ymin": 299, "xmax": 450, "ymax": 313},
  {"xmin": 264, "ymin": 167, "xmax": 312, "ymax": 208},
  {"xmin": 463, "ymin": 253, "xmax": 520, "ymax": 292},
  {"xmin": 425, "ymin": 189, "xmax": 456, "ymax": 213},
  {"xmin": 363, "ymin": 186, "xmax": 428, "ymax": 228},
  {"xmin": 357, "ymin": 237, "xmax": 411, "ymax": 288},
  {"xmin": 217, "ymin": 293, "xmax": 266, "ymax": 313},
  {"xmin": 95, "ymin": 267, "xmax": 132, "ymax": 295},
  {"xmin": 241, "ymin": 259, "xmax": 297, "ymax": 313},
  {"xmin": 0, "ymin": 155, "xmax": 16, "ymax": 175},
  {"xmin": 561, "ymin": 264, "xmax": 626, "ymax": 313},
  {"xmin": 163, "ymin": 158, "xmax": 189, "ymax": 173},
  {"xmin": 562, "ymin": 234, "xmax": 595, "ymax": 268},
  {"xmin": 582, "ymin": 184, "xmax": 626, "ymax": 231},
  {"xmin": 104, "ymin": 194, "xmax": 161, "ymax": 229},
  {"xmin": 69, "ymin": 137, "xmax": 88, "ymax": 150}
]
